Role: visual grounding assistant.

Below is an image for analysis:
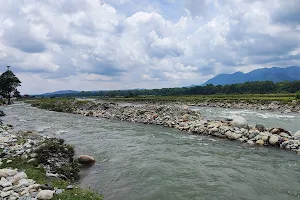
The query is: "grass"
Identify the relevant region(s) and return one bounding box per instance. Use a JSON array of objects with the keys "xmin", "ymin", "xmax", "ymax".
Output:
[
  {"xmin": 25, "ymin": 93, "xmax": 300, "ymax": 112},
  {"xmin": 26, "ymin": 98, "xmax": 92, "ymax": 113},
  {"xmin": 101, "ymin": 93, "xmax": 298, "ymax": 104},
  {"xmin": 1, "ymin": 158, "xmax": 103, "ymax": 200}
]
